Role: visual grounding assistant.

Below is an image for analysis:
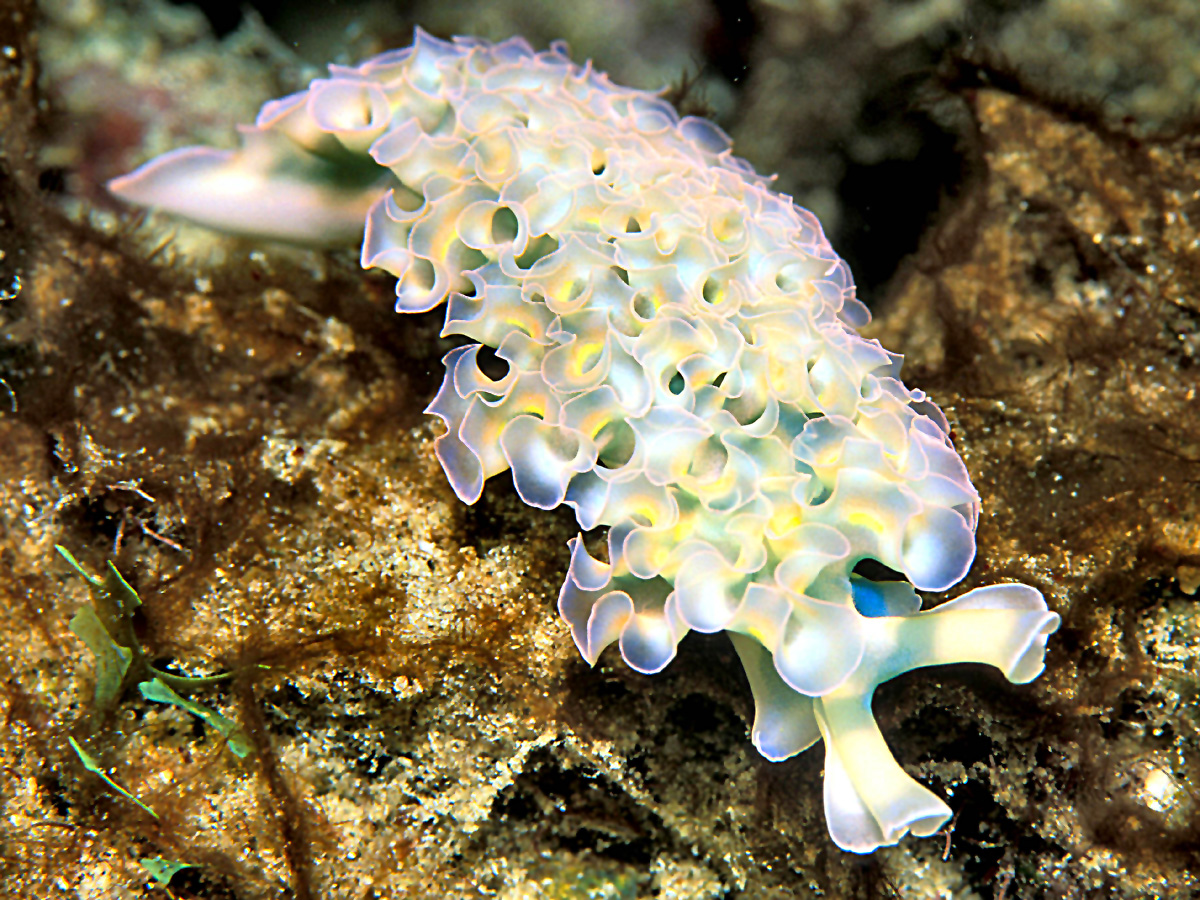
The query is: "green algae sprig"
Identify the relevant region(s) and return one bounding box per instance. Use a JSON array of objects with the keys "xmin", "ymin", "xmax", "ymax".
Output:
[{"xmin": 58, "ymin": 545, "xmax": 251, "ymax": 758}]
